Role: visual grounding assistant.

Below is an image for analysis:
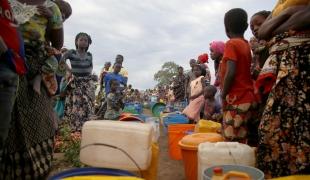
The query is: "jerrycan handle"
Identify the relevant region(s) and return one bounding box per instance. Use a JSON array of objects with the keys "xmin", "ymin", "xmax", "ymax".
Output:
[{"xmin": 215, "ymin": 142, "xmax": 238, "ymax": 148}]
